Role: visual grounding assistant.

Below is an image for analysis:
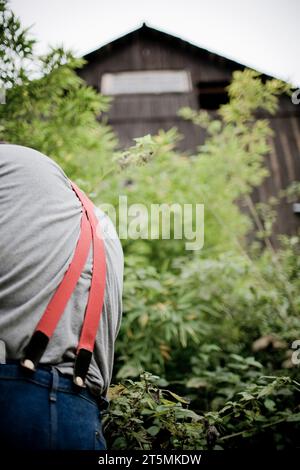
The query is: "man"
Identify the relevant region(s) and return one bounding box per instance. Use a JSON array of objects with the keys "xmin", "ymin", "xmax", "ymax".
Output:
[{"xmin": 0, "ymin": 144, "xmax": 123, "ymax": 450}]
